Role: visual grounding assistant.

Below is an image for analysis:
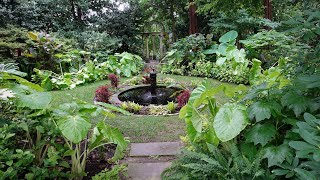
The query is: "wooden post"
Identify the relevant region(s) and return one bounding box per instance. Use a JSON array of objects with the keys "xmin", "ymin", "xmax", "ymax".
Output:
[
  {"xmin": 146, "ymin": 35, "xmax": 150, "ymax": 62},
  {"xmin": 159, "ymin": 33, "xmax": 163, "ymax": 59},
  {"xmin": 142, "ymin": 34, "xmax": 145, "ymax": 59},
  {"xmin": 152, "ymin": 34, "xmax": 156, "ymax": 60}
]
